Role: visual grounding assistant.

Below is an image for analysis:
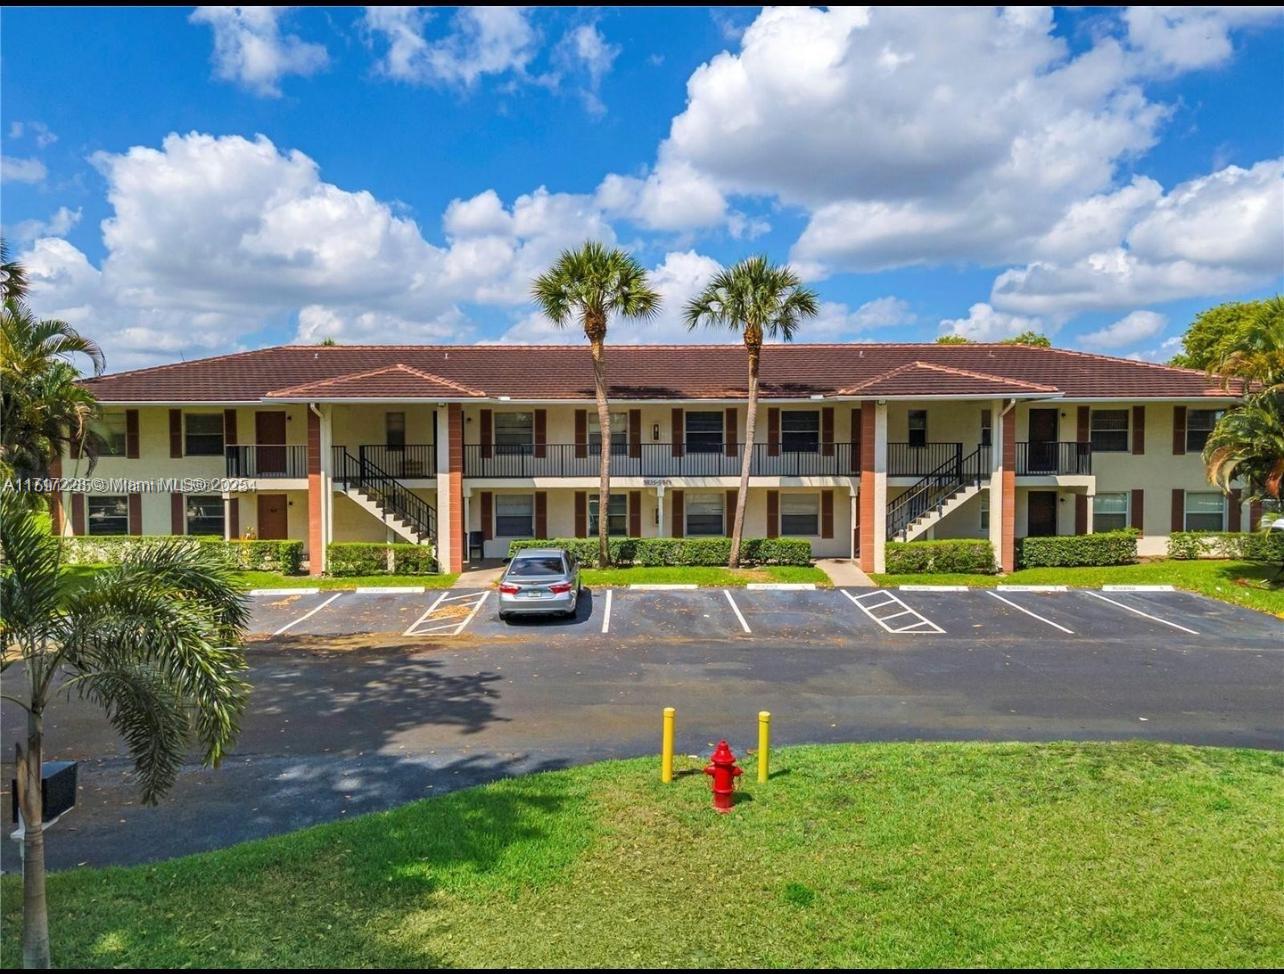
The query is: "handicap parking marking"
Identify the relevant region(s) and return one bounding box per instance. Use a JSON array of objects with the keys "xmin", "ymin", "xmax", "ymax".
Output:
[
  {"xmin": 841, "ymin": 588, "xmax": 944, "ymax": 634},
  {"xmin": 272, "ymin": 592, "xmax": 344, "ymax": 636},
  {"xmin": 404, "ymin": 590, "xmax": 491, "ymax": 637},
  {"xmin": 723, "ymin": 590, "xmax": 752, "ymax": 634},
  {"xmin": 985, "ymin": 590, "xmax": 1075, "ymax": 634},
  {"xmin": 1084, "ymin": 590, "xmax": 1199, "ymax": 635}
]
